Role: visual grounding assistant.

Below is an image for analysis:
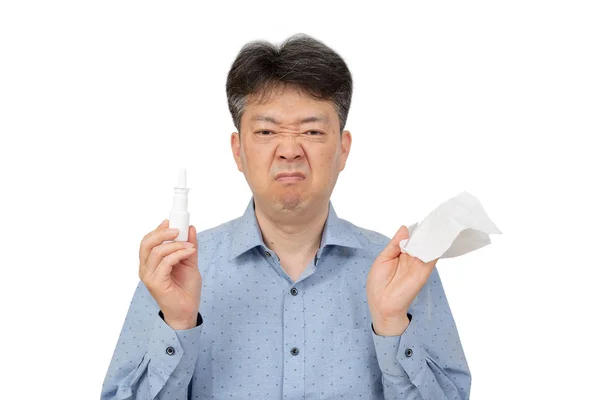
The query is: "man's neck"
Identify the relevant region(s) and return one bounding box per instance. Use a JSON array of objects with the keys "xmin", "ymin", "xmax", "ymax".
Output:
[{"xmin": 254, "ymin": 198, "xmax": 329, "ymax": 260}]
